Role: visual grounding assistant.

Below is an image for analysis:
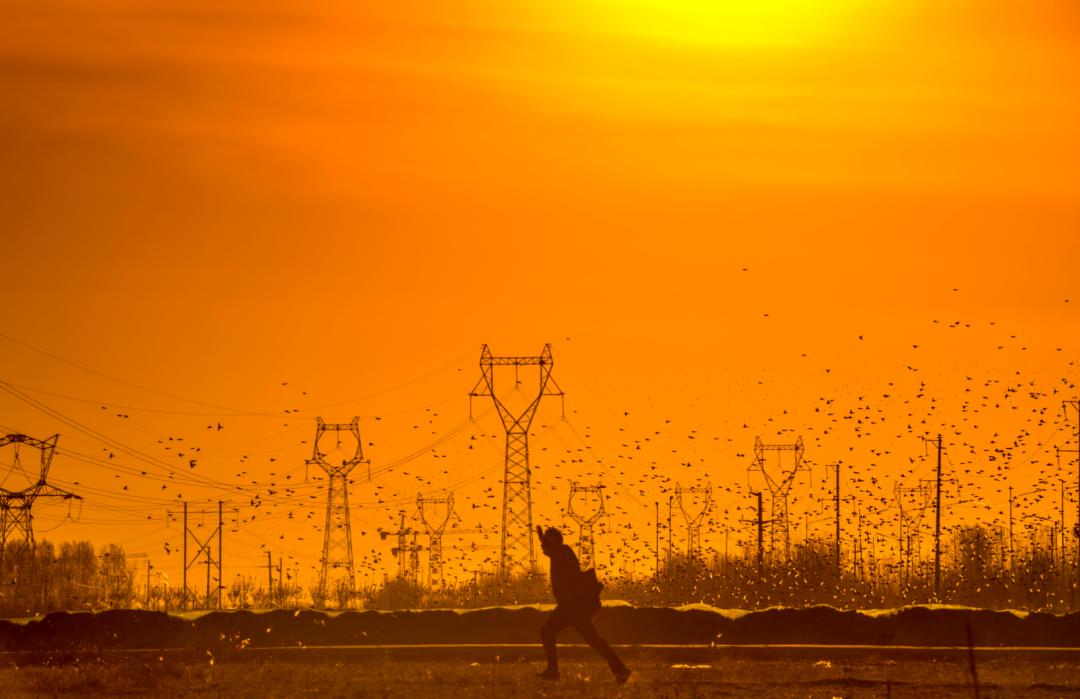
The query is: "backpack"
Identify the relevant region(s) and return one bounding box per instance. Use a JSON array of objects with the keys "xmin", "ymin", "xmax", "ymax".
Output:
[{"xmin": 578, "ymin": 568, "xmax": 603, "ymax": 616}]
